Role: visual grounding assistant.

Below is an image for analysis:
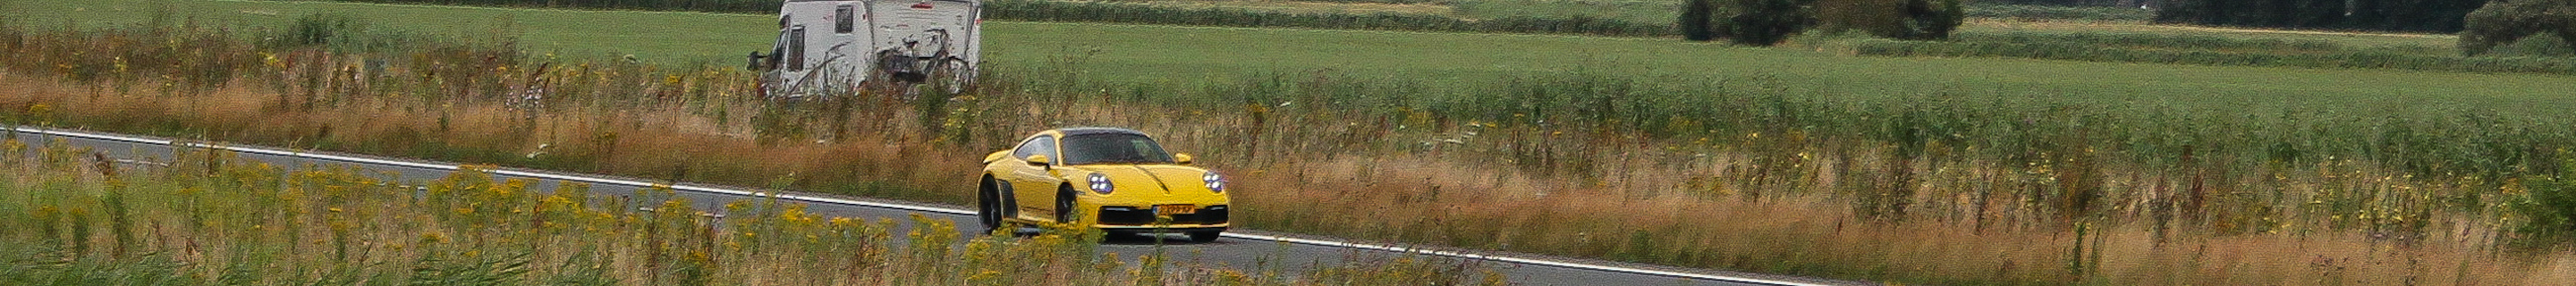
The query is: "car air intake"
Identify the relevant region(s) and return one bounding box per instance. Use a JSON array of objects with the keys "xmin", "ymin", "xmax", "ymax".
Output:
[{"xmin": 1094, "ymin": 206, "xmax": 1227, "ymax": 225}]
